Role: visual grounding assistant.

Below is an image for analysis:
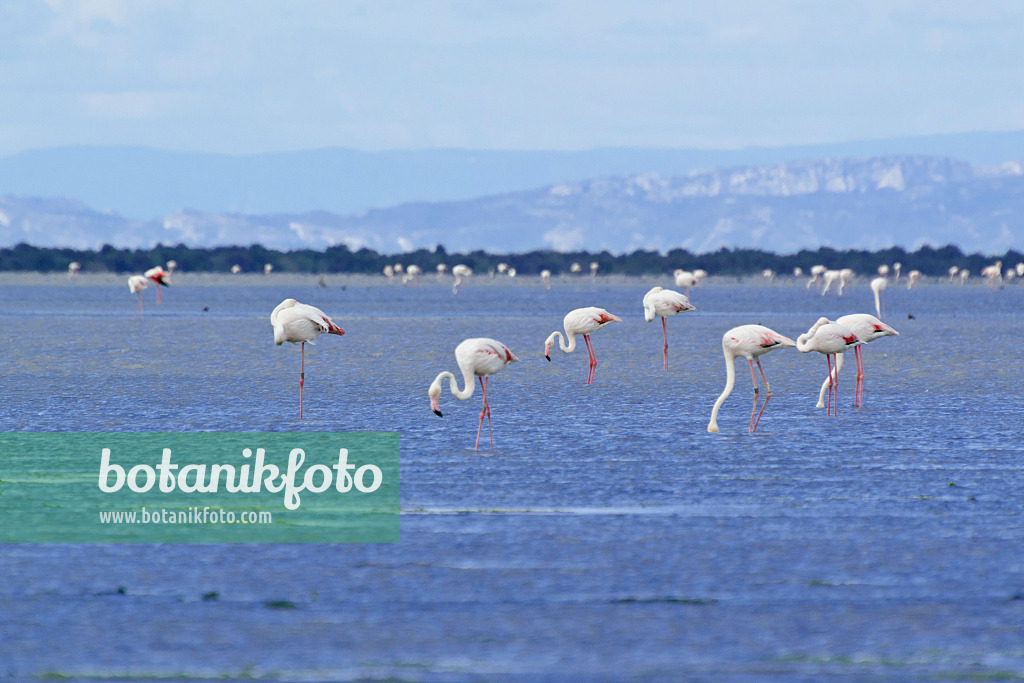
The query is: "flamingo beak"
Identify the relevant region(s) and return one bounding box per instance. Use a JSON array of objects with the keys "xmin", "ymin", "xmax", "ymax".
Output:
[{"xmin": 430, "ymin": 394, "xmax": 442, "ymax": 417}]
